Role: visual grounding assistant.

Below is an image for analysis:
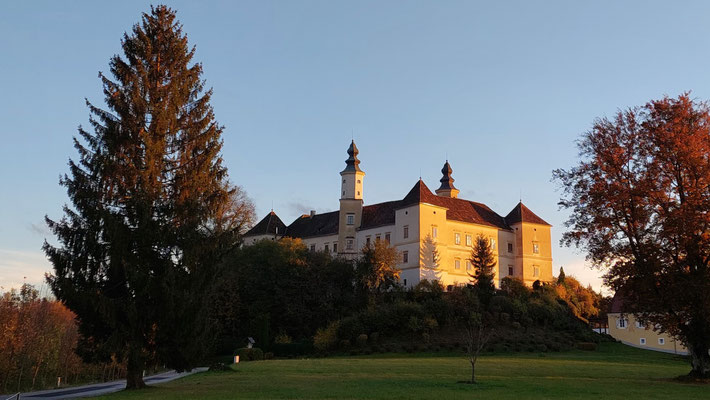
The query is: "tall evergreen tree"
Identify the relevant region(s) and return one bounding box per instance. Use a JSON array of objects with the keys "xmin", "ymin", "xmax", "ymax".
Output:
[
  {"xmin": 43, "ymin": 6, "xmax": 245, "ymax": 389},
  {"xmin": 469, "ymin": 235, "xmax": 496, "ymax": 299}
]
